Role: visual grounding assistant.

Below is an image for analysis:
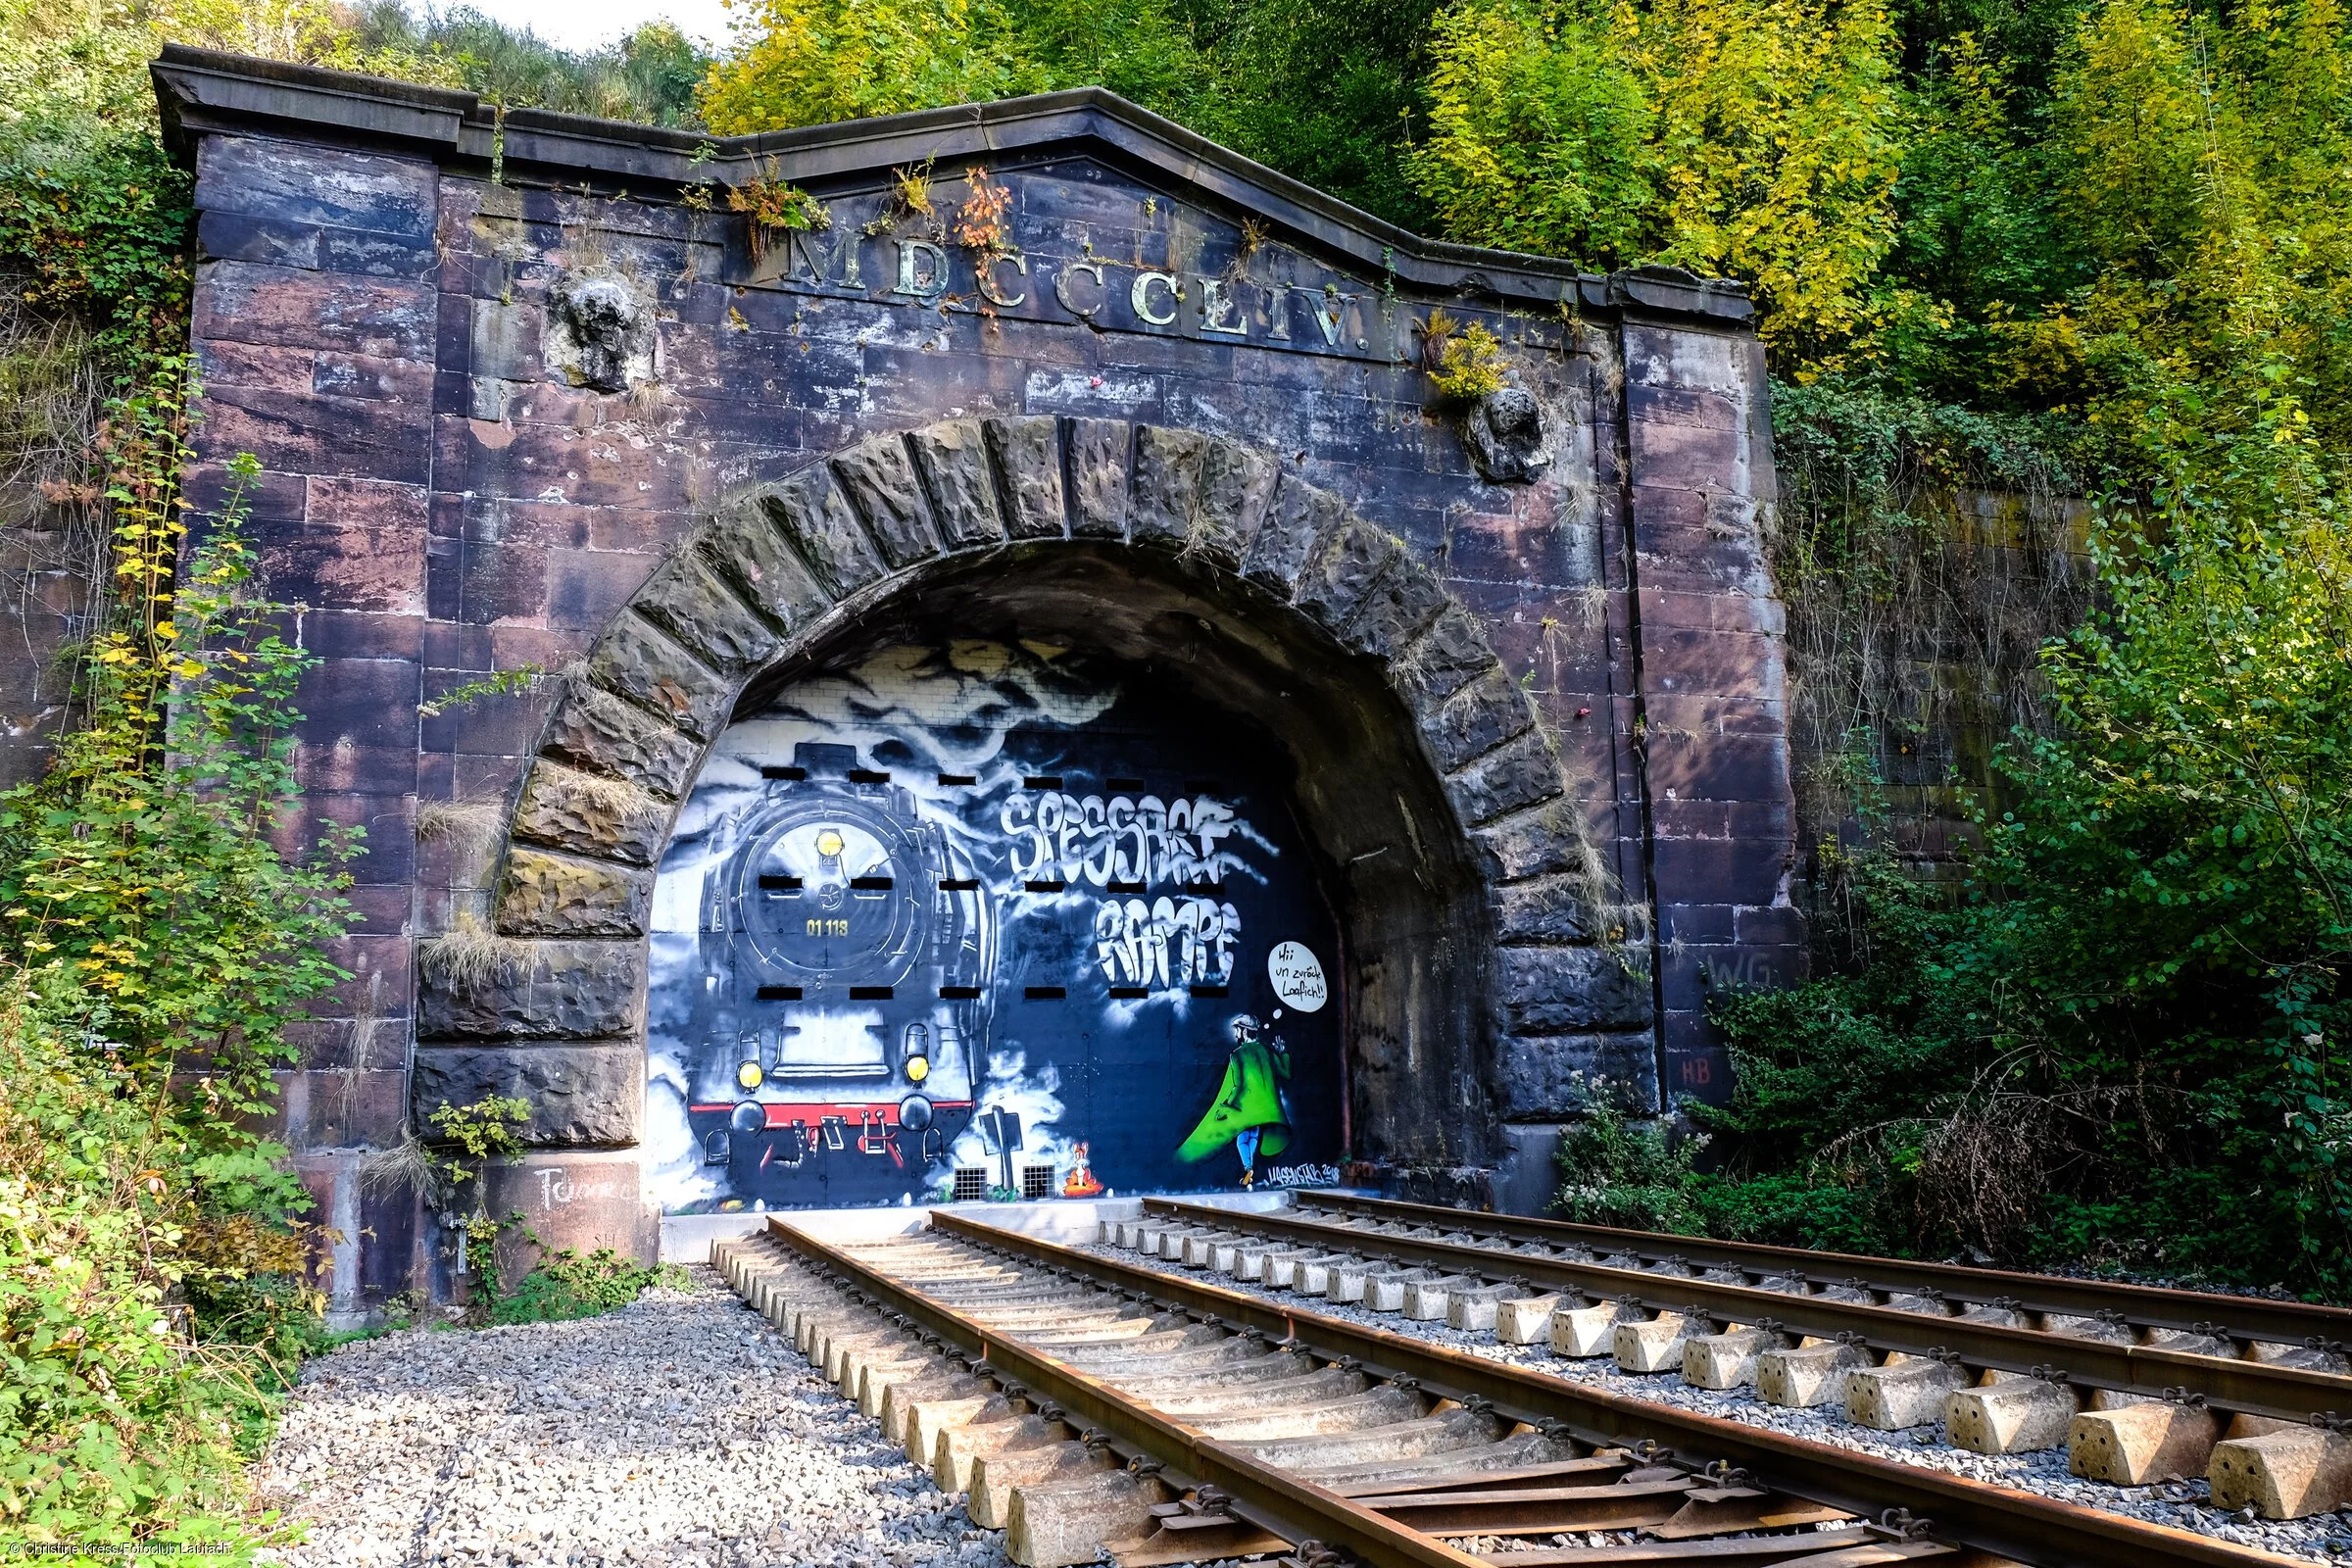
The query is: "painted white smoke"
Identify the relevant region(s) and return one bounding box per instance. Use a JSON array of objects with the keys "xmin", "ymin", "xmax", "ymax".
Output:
[
  {"xmin": 642, "ymin": 1046, "xmax": 717, "ymax": 1211},
  {"xmin": 937, "ymin": 1047, "xmax": 1082, "ymax": 1191}
]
